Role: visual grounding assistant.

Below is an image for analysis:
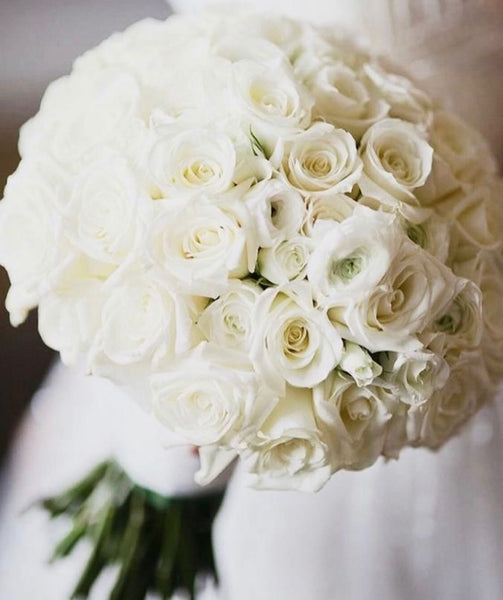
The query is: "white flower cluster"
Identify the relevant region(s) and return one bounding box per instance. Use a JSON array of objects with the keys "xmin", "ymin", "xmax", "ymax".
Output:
[{"xmin": 1, "ymin": 10, "xmax": 502, "ymax": 492}]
